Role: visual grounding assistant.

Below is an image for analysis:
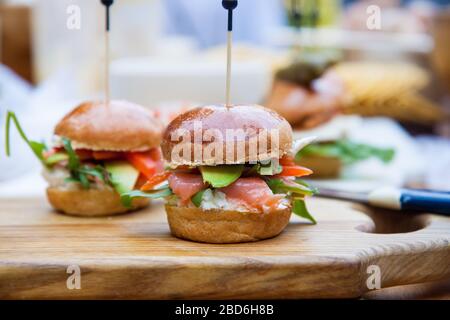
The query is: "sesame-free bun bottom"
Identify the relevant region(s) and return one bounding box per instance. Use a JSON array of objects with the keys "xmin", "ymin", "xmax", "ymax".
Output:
[
  {"xmin": 47, "ymin": 187, "xmax": 149, "ymax": 217},
  {"xmin": 165, "ymin": 205, "xmax": 292, "ymax": 243}
]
